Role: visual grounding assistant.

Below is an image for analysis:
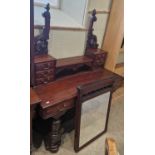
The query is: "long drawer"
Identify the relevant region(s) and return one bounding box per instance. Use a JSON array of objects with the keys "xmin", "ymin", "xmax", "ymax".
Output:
[{"xmin": 40, "ymin": 99, "xmax": 74, "ymax": 119}]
